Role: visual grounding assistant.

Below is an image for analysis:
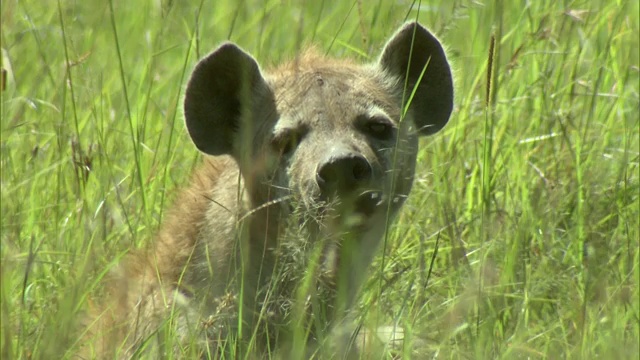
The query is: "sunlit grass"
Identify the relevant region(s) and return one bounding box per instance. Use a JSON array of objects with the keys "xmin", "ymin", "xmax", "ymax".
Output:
[{"xmin": 1, "ymin": 0, "xmax": 638, "ymax": 359}]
